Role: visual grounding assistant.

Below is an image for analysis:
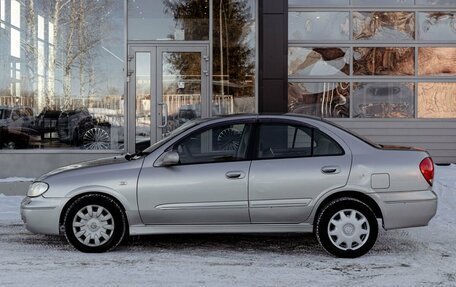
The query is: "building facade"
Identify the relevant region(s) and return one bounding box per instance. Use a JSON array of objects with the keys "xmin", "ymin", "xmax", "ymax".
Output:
[{"xmin": 0, "ymin": 0, "xmax": 455, "ymax": 192}]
